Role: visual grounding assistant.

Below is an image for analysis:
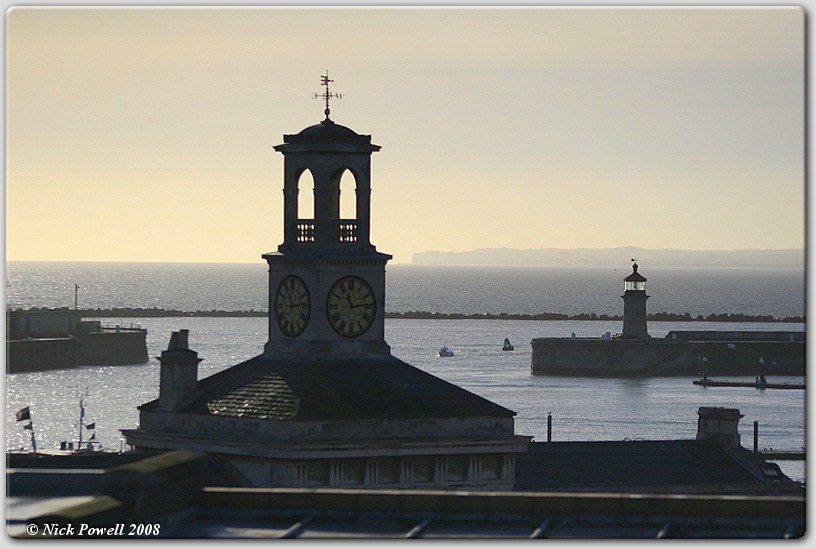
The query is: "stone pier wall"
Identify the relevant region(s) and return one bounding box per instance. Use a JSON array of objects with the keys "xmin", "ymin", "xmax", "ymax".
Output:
[
  {"xmin": 6, "ymin": 338, "xmax": 80, "ymax": 373},
  {"xmin": 74, "ymin": 330, "xmax": 148, "ymax": 365},
  {"xmin": 530, "ymin": 337, "xmax": 805, "ymax": 377}
]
